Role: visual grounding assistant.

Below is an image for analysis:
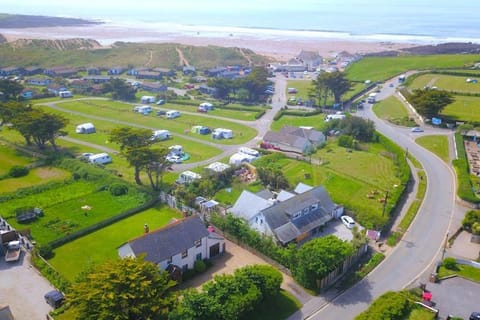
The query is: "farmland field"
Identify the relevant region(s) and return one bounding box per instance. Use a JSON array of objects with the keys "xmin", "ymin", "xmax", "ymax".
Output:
[
  {"xmin": 440, "ymin": 95, "xmax": 480, "ymax": 122},
  {"xmin": 0, "ymin": 167, "xmax": 70, "ymax": 193},
  {"xmin": 48, "ymin": 205, "xmax": 182, "ymax": 281}
]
